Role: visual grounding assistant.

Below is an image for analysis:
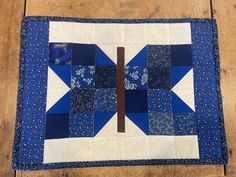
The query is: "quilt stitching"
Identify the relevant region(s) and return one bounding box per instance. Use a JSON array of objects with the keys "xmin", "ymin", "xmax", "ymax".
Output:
[{"xmin": 12, "ymin": 18, "xmax": 228, "ymax": 168}]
